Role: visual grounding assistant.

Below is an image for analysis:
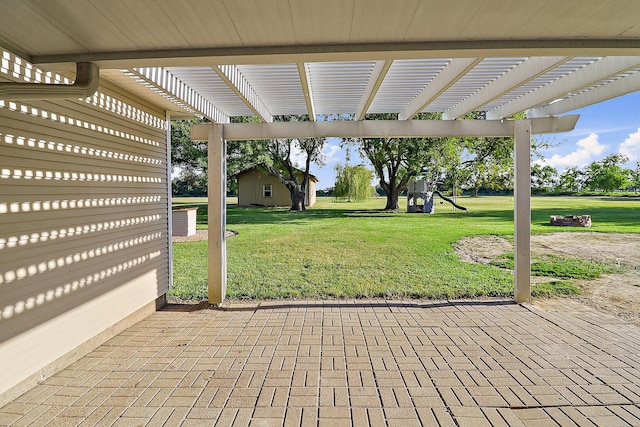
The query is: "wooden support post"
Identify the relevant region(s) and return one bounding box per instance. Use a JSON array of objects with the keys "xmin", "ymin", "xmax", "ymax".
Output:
[
  {"xmin": 514, "ymin": 120, "xmax": 531, "ymax": 303},
  {"xmin": 208, "ymin": 124, "xmax": 227, "ymax": 305}
]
